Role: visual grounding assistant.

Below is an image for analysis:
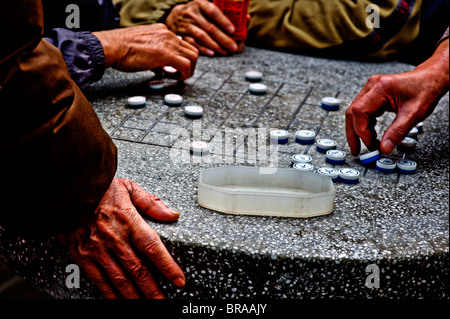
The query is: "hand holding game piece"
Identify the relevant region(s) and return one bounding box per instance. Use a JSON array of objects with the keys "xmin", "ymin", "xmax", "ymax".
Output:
[
  {"xmin": 93, "ymin": 24, "xmax": 198, "ymax": 80},
  {"xmin": 165, "ymin": 0, "xmax": 247, "ymax": 56},
  {"xmin": 345, "ymin": 39, "xmax": 449, "ymax": 156}
]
